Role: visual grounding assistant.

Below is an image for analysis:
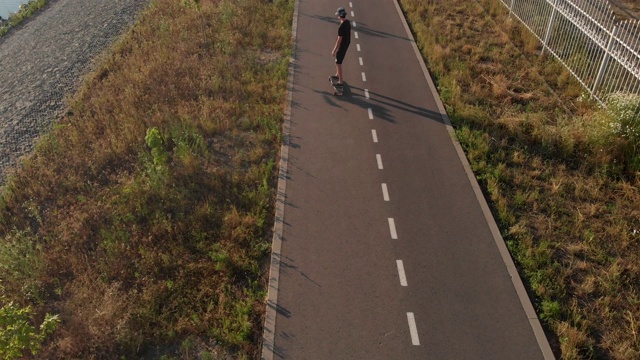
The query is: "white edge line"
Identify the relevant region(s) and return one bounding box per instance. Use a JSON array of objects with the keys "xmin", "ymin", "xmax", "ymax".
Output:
[
  {"xmin": 391, "ymin": 0, "xmax": 555, "ymax": 358},
  {"xmin": 388, "ymin": 218, "xmax": 398, "ymax": 239},
  {"xmin": 407, "ymin": 312, "xmax": 420, "ymax": 345},
  {"xmin": 261, "ymin": 0, "xmax": 299, "ymax": 359},
  {"xmin": 396, "ymin": 260, "xmax": 407, "ymax": 286}
]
